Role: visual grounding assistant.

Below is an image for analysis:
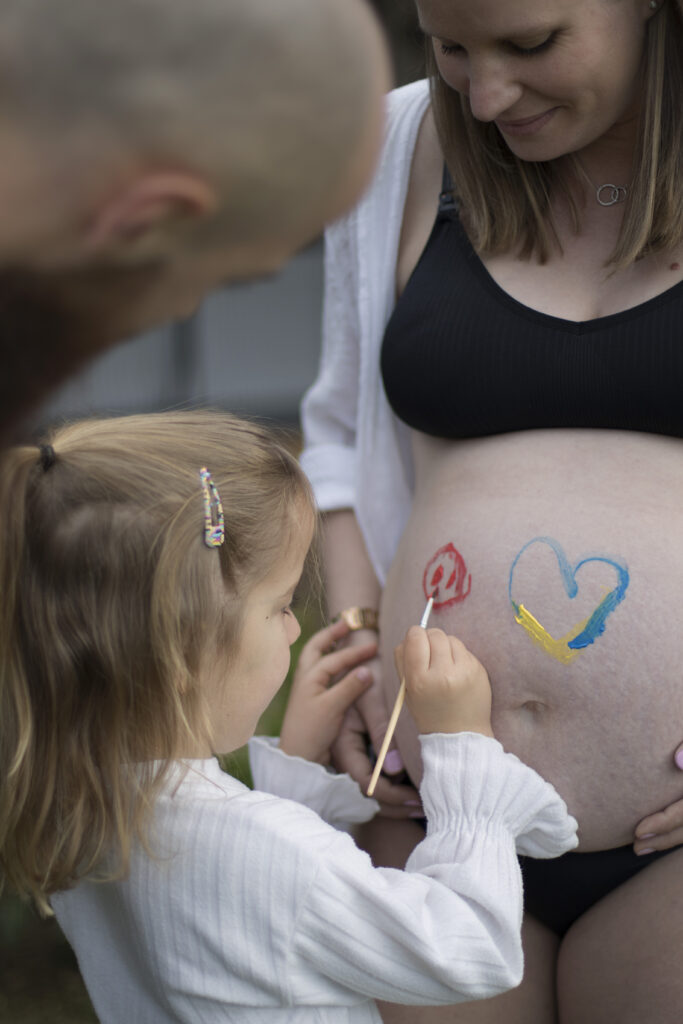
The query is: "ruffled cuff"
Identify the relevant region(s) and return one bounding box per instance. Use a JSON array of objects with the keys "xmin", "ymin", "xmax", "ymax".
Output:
[
  {"xmin": 419, "ymin": 733, "xmax": 578, "ymax": 858},
  {"xmin": 248, "ymin": 736, "xmax": 379, "ymax": 826}
]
